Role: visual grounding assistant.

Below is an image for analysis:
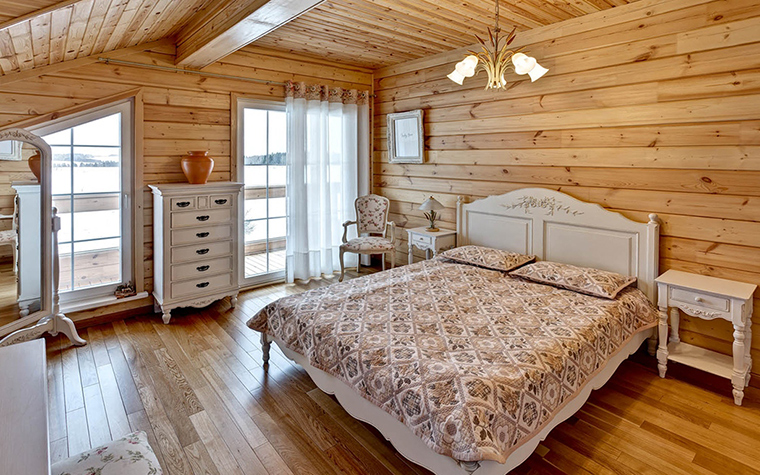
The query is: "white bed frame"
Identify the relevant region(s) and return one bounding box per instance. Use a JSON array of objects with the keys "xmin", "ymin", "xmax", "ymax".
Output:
[{"xmin": 263, "ymin": 188, "xmax": 660, "ymax": 474}]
